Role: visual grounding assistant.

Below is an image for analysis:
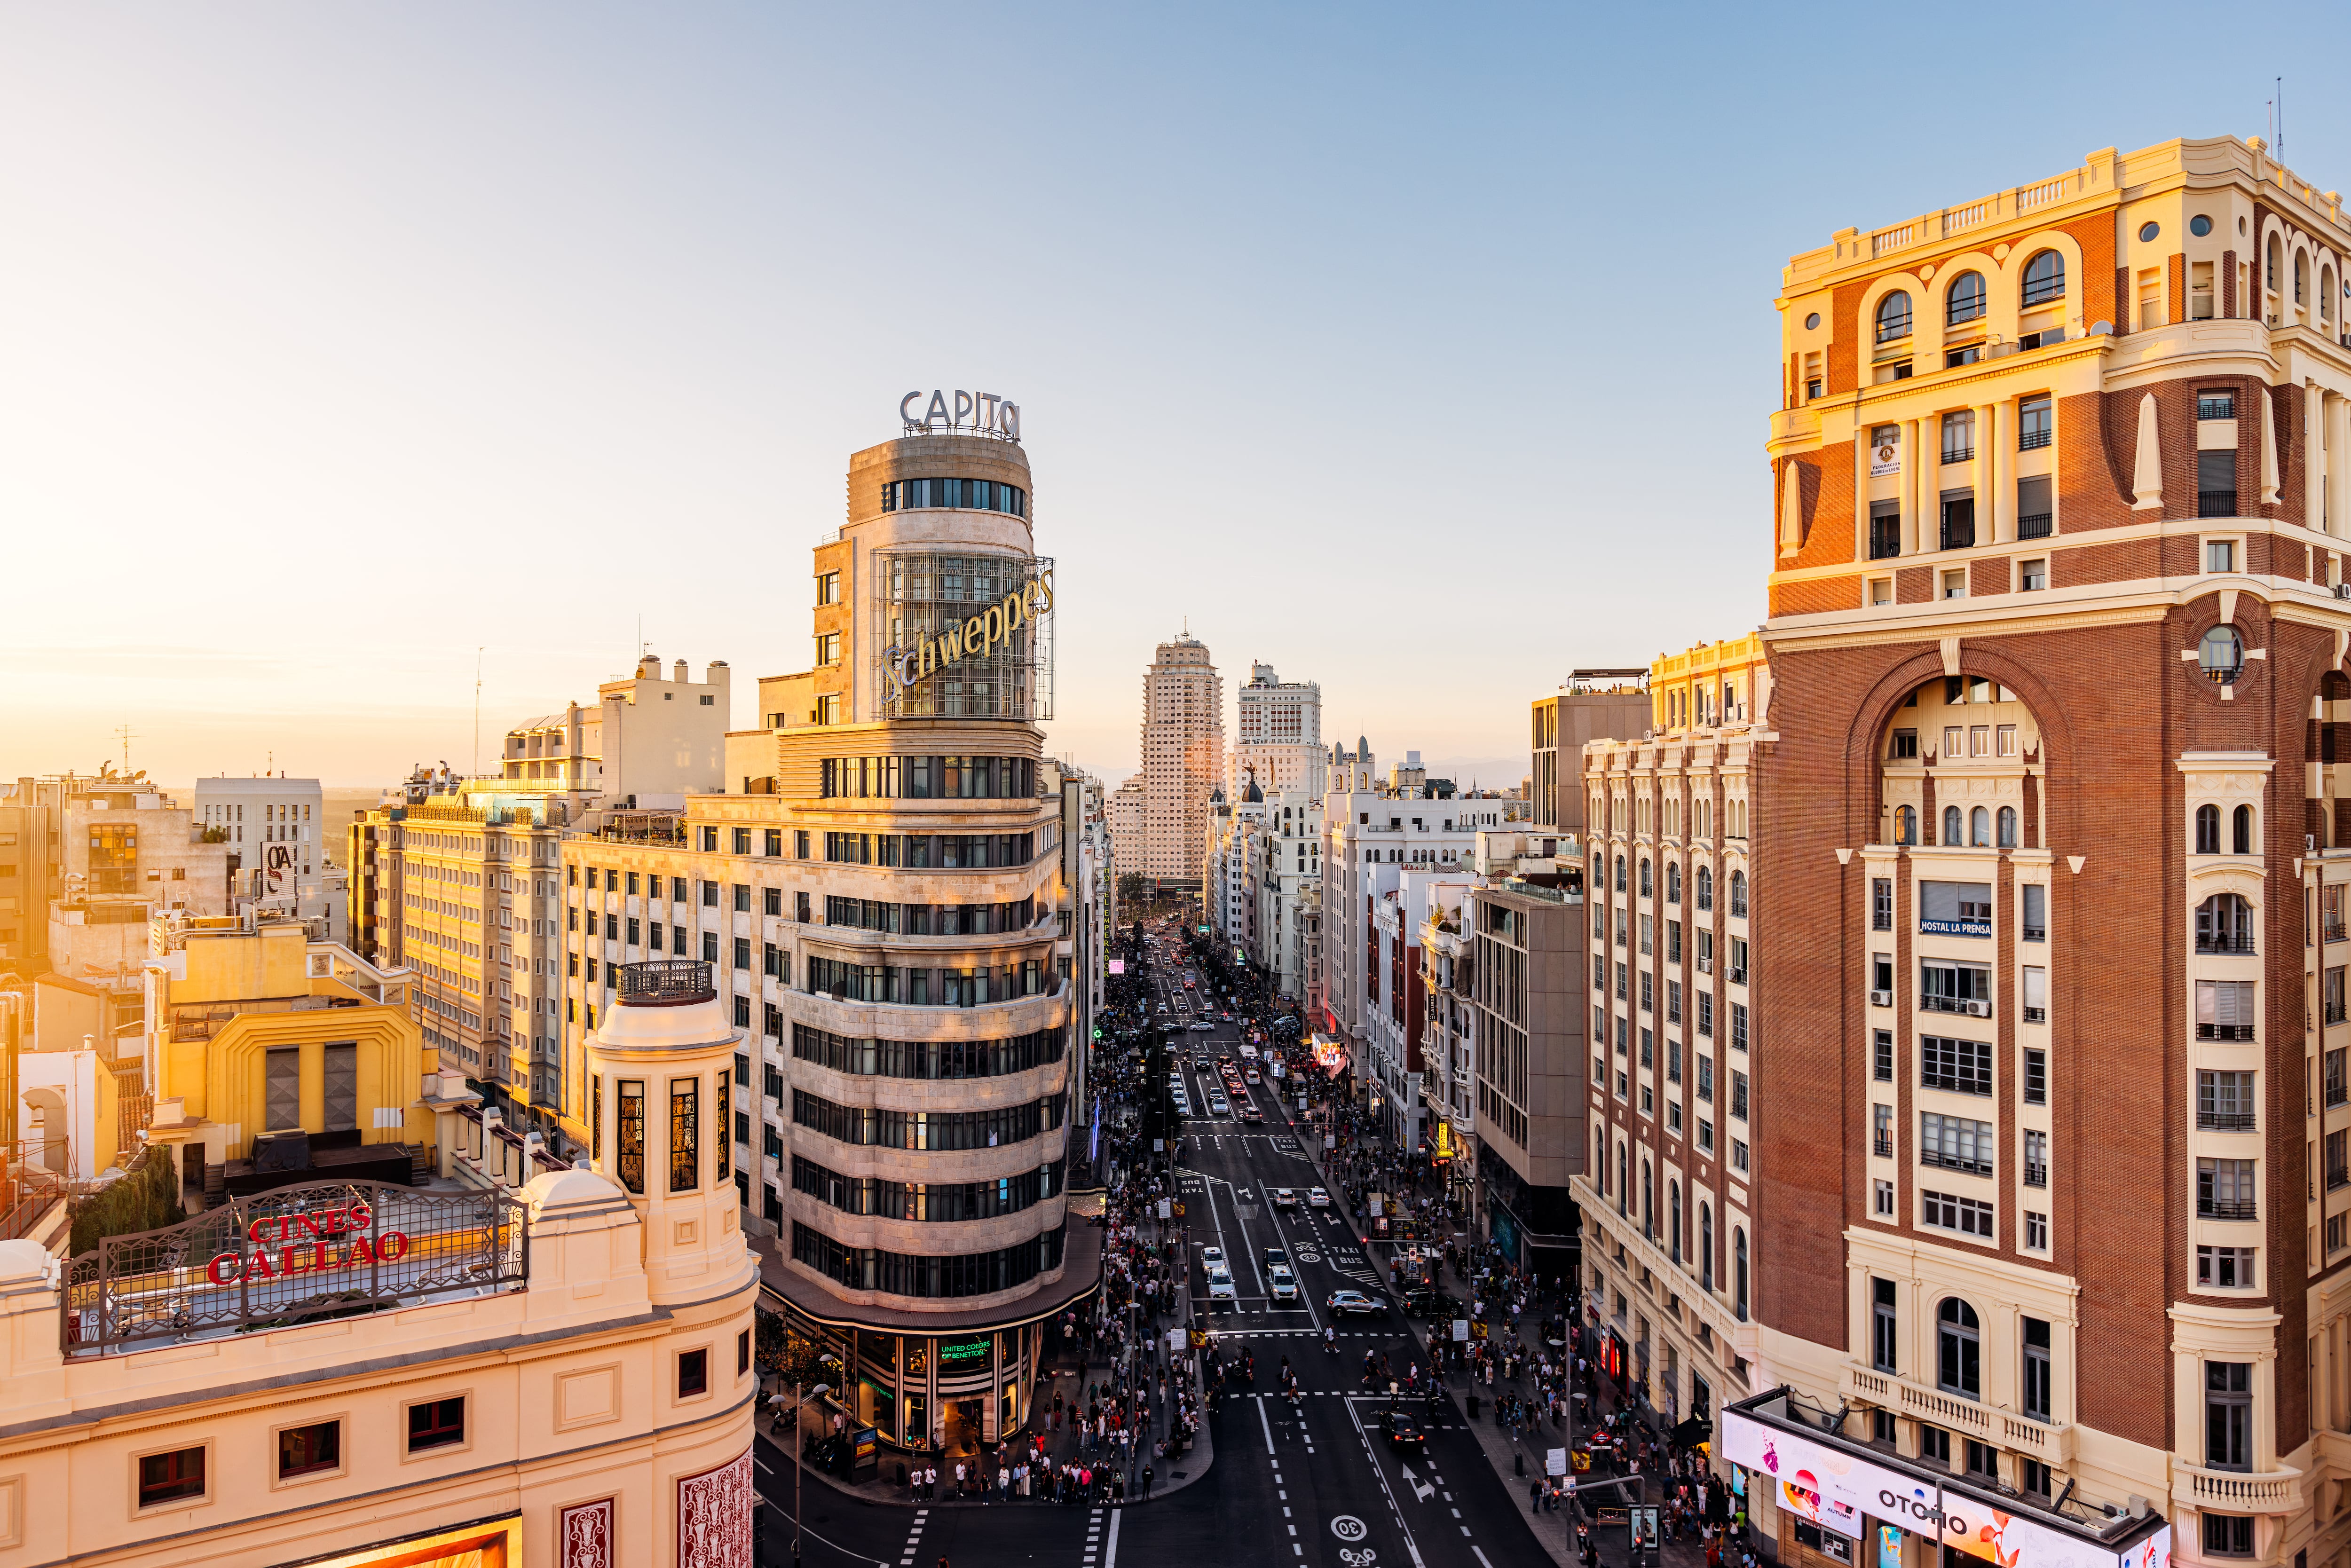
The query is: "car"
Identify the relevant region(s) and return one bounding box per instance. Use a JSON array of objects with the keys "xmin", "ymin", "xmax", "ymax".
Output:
[
  {"xmin": 1207, "ymin": 1267, "xmax": 1237, "ymax": 1307},
  {"xmin": 1403, "ymin": 1287, "xmax": 1462, "ymax": 1319},
  {"xmin": 1238, "ymin": 1104, "xmax": 1264, "ymax": 1124},
  {"xmin": 1245, "ymin": 1068, "xmax": 1261, "ymax": 1084},
  {"xmin": 1269, "ymin": 1264, "xmax": 1300, "ymax": 1302},
  {"xmin": 1191, "ymin": 1021, "xmax": 1214, "ymax": 1032},
  {"xmin": 1379, "ymin": 1405, "xmax": 1426, "ymax": 1447},
  {"xmin": 1271, "ymin": 1188, "xmax": 1297, "ymax": 1207},
  {"xmin": 1201, "ymin": 1245, "xmax": 1226, "ymax": 1270},
  {"xmin": 1308, "ymin": 1187, "xmax": 1331, "ymax": 1208},
  {"xmin": 1207, "ymin": 1098, "xmax": 1231, "ymax": 1117},
  {"xmin": 1263, "ymin": 1246, "xmax": 1288, "ymax": 1272},
  {"xmin": 1326, "ymin": 1289, "xmax": 1388, "ymax": 1318}
]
